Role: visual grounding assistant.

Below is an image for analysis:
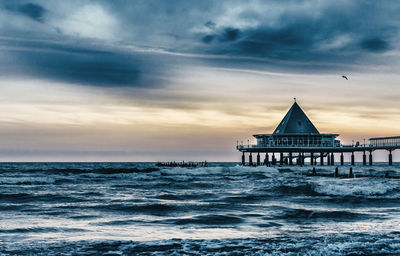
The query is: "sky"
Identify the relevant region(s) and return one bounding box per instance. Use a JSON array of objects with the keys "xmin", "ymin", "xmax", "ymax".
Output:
[{"xmin": 0, "ymin": 0, "xmax": 399, "ymax": 161}]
